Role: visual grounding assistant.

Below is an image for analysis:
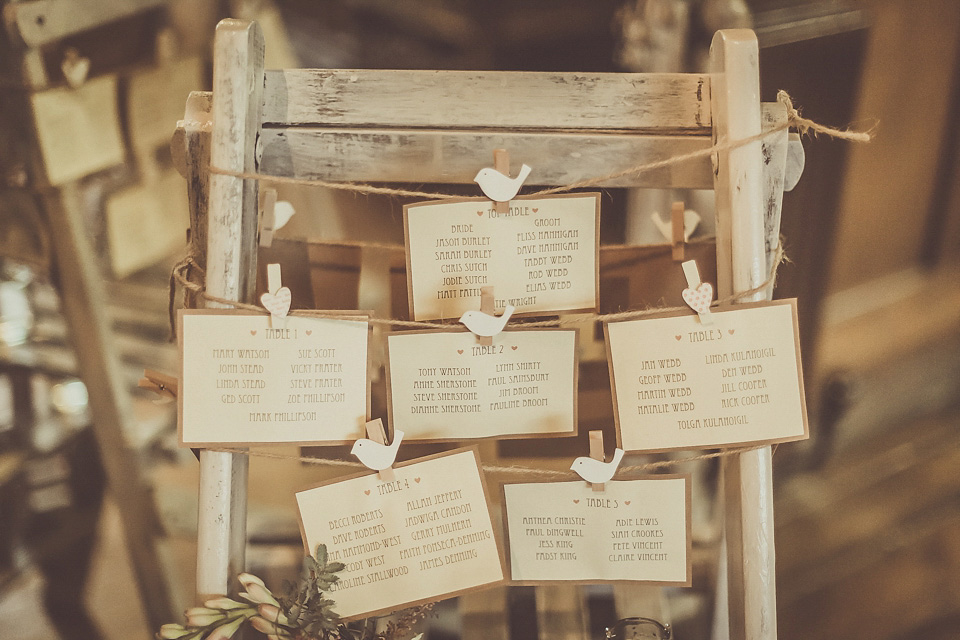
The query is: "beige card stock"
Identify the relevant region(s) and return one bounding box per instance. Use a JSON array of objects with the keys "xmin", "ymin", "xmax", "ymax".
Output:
[
  {"xmin": 605, "ymin": 299, "xmax": 808, "ymax": 452},
  {"xmin": 179, "ymin": 310, "xmax": 369, "ymax": 445},
  {"xmin": 404, "ymin": 194, "xmax": 600, "ymax": 320},
  {"xmin": 503, "ymin": 476, "xmax": 690, "ymax": 584},
  {"xmin": 386, "ymin": 329, "xmax": 578, "ymax": 441},
  {"xmin": 295, "ymin": 448, "xmax": 505, "ymax": 620}
]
